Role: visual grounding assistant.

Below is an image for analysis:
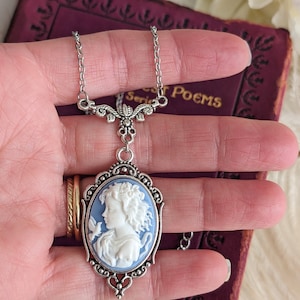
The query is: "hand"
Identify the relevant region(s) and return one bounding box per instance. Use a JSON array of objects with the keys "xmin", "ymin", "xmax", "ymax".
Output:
[{"xmin": 0, "ymin": 29, "xmax": 297, "ymax": 300}]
